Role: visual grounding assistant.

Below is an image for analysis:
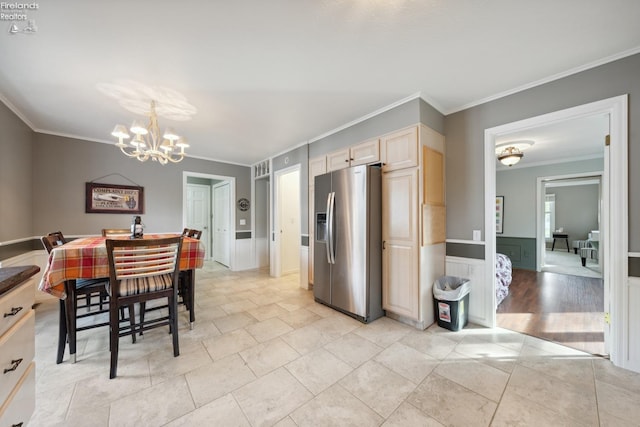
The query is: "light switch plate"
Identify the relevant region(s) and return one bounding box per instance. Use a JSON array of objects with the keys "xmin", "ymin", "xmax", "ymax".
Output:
[
  {"xmin": 473, "ymin": 230, "xmax": 481, "ymax": 241},
  {"xmin": 240, "ymin": 219, "xmax": 246, "ymax": 225}
]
